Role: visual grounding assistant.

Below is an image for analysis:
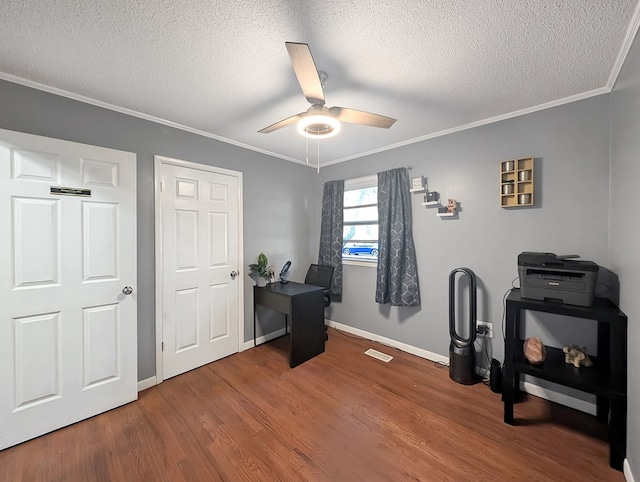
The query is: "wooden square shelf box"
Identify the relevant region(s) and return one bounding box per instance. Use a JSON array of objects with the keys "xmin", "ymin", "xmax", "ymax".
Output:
[{"xmin": 500, "ymin": 157, "xmax": 534, "ymax": 207}]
